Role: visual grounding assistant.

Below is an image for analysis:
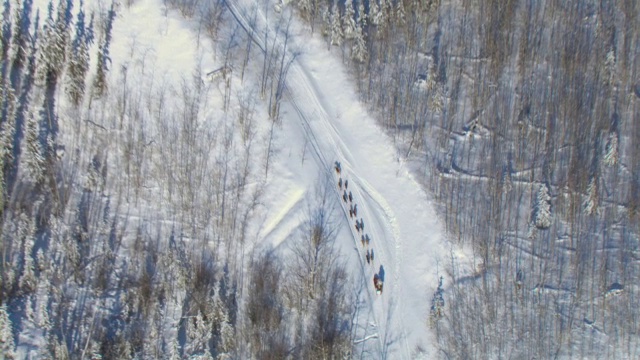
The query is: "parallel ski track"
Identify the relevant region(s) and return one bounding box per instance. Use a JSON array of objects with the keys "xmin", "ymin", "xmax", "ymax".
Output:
[{"xmin": 224, "ymin": 0, "xmax": 412, "ymax": 357}]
